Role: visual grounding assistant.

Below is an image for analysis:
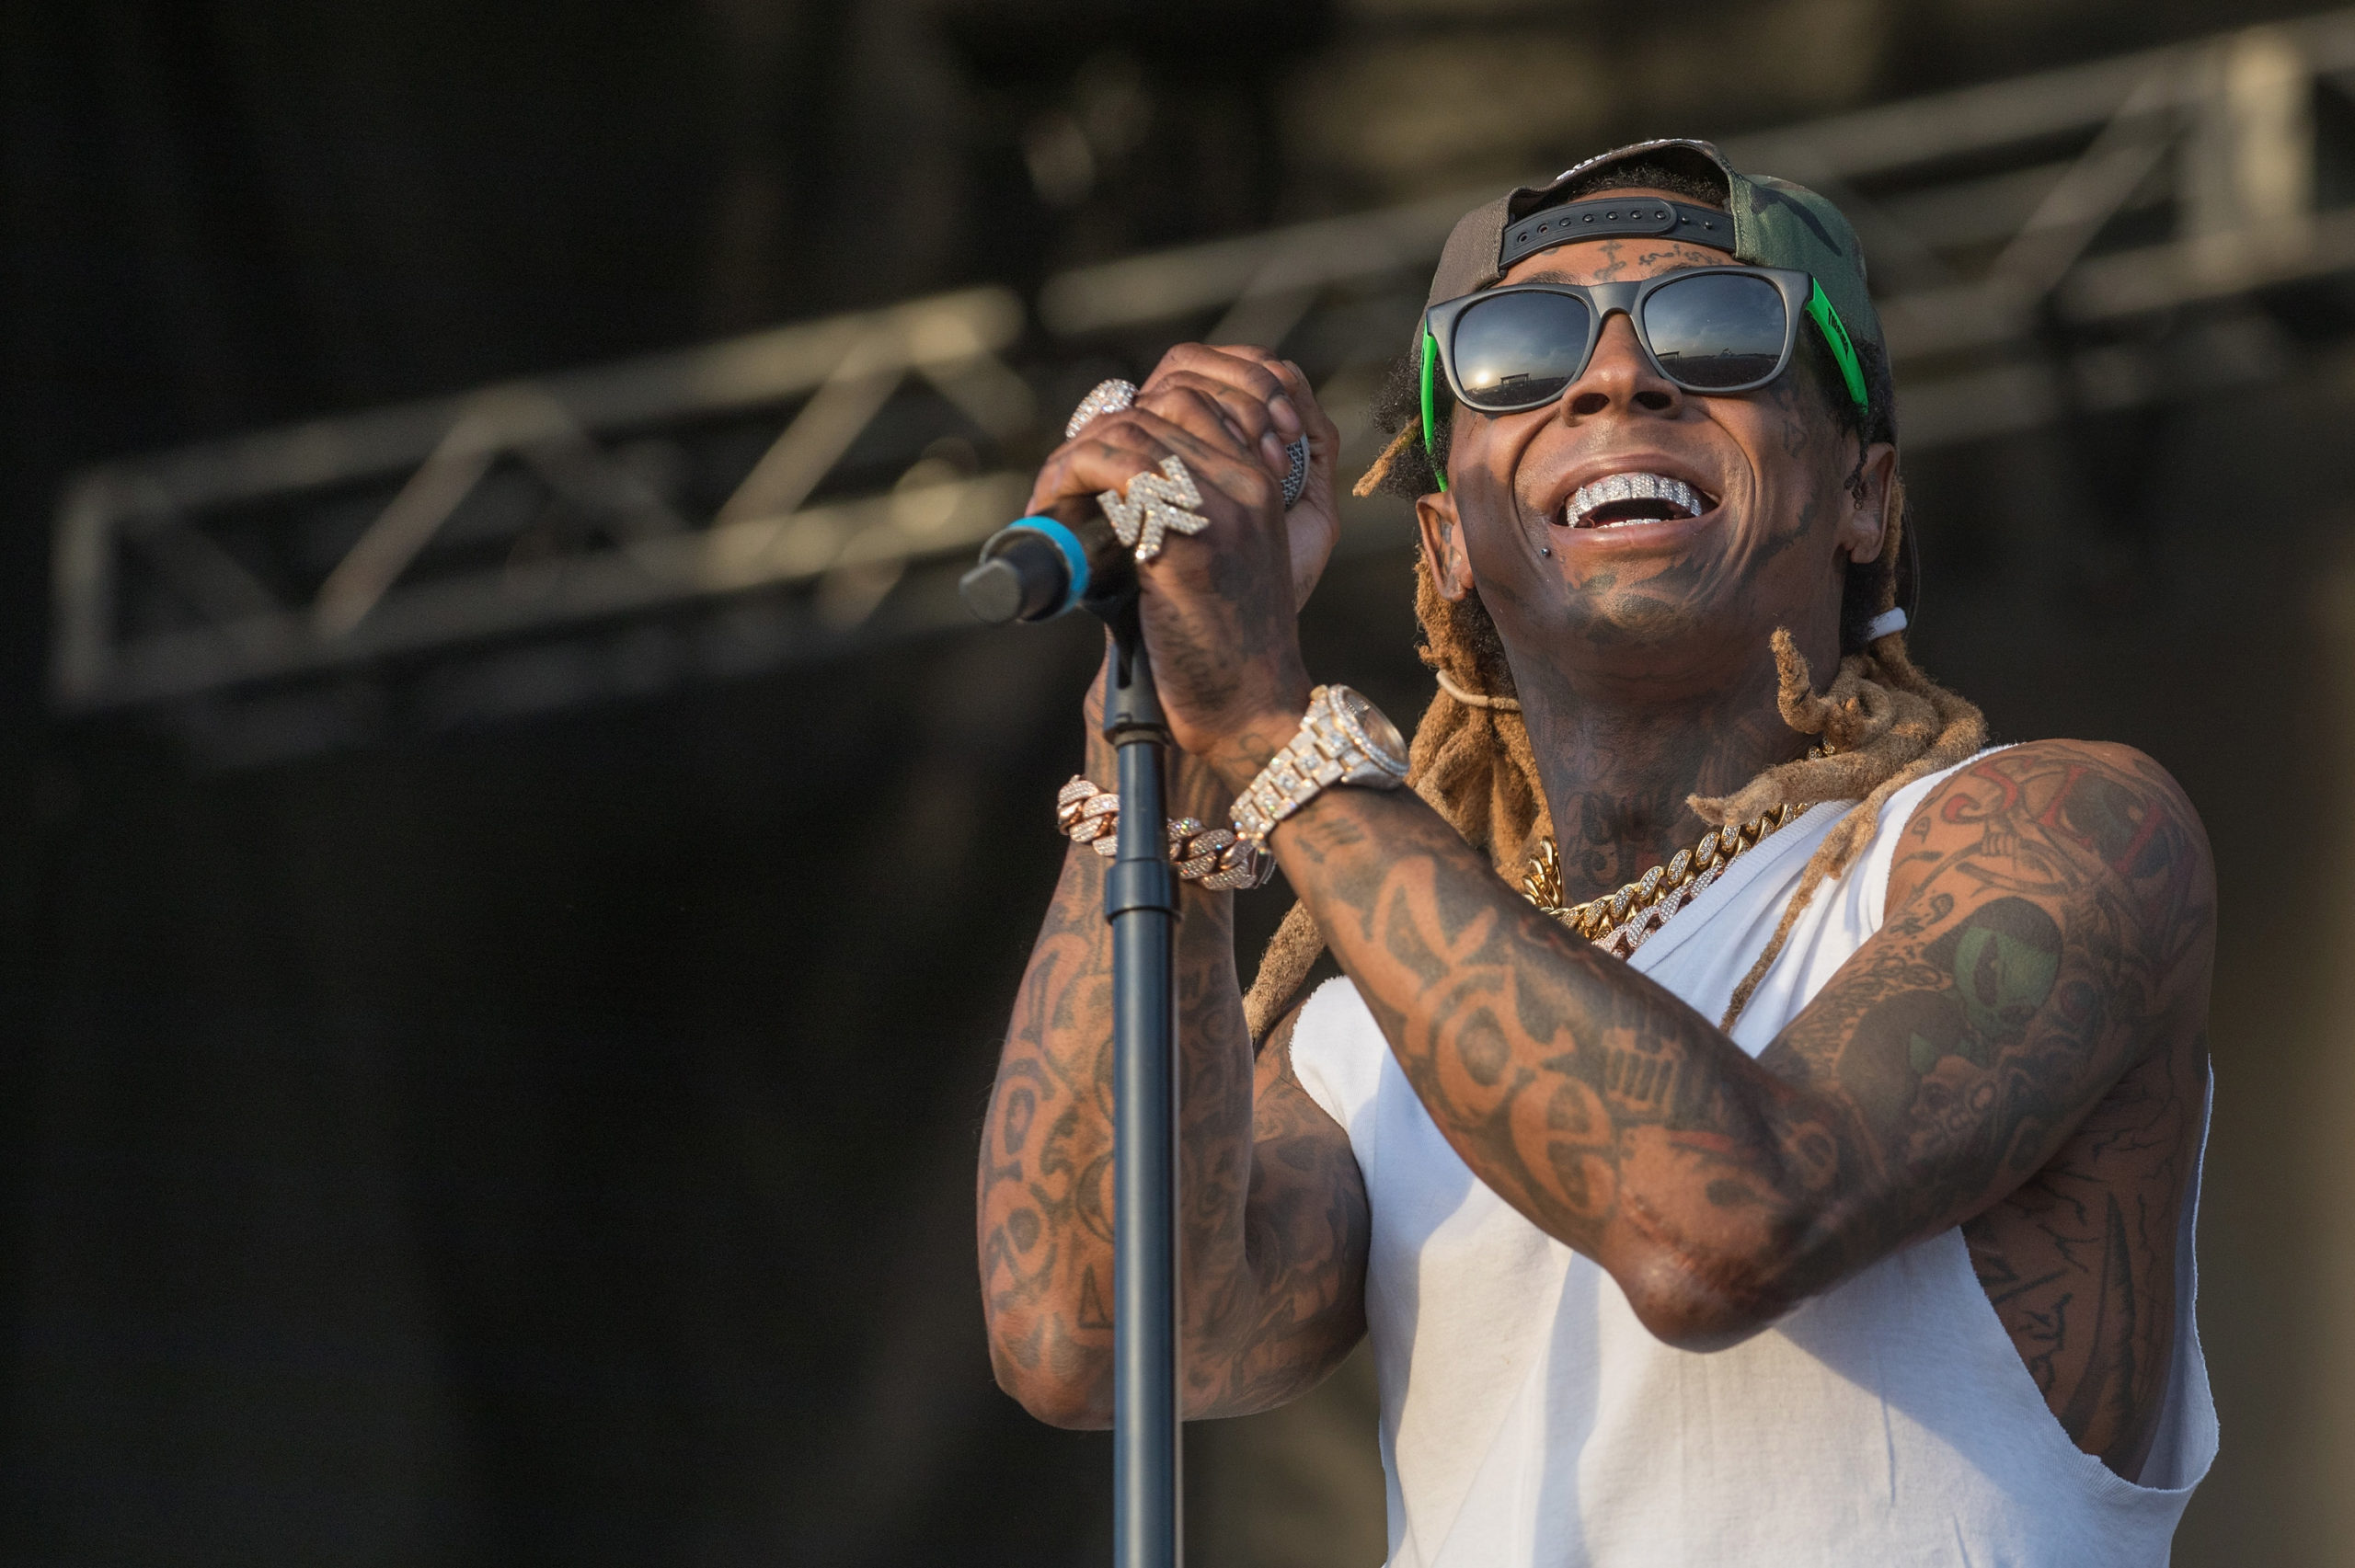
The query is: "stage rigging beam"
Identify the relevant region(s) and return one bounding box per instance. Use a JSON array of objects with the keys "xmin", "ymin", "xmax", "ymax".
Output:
[{"xmin": 49, "ymin": 10, "xmax": 2355, "ymax": 755}]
